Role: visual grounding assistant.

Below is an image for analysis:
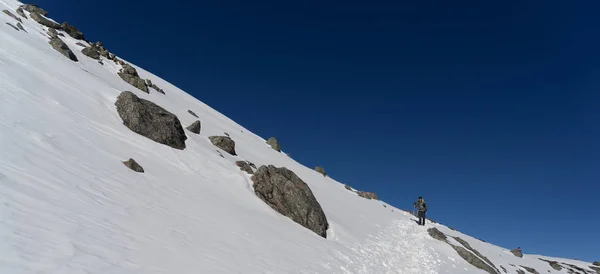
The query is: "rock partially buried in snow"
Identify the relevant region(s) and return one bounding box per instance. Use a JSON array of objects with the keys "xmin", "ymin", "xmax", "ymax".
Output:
[
  {"xmin": 188, "ymin": 110, "xmax": 199, "ymax": 118},
  {"xmin": 186, "ymin": 120, "xmax": 201, "ymax": 134},
  {"xmin": 510, "ymin": 248, "xmax": 523, "ymax": 258},
  {"xmin": 122, "ymin": 158, "xmax": 144, "ymax": 173},
  {"xmin": 30, "ymin": 12, "xmax": 61, "ymax": 29},
  {"xmin": 47, "ymin": 27, "xmax": 58, "ymax": 38},
  {"xmin": 3, "ymin": 10, "xmax": 22, "ymax": 23},
  {"xmin": 61, "ymin": 22, "xmax": 85, "ymax": 40},
  {"xmin": 519, "ymin": 266, "xmax": 538, "ymax": 274},
  {"xmin": 115, "ymin": 91, "xmax": 187, "ymax": 150},
  {"xmin": 235, "ymin": 161, "xmax": 254, "ymax": 174},
  {"xmin": 594, "ymin": 262, "xmax": 600, "ymax": 266},
  {"xmin": 5, "ymin": 22, "xmax": 19, "ymax": 31},
  {"xmin": 118, "ymin": 64, "xmax": 148, "ymax": 93},
  {"xmin": 357, "ymin": 191, "xmax": 378, "ymax": 200},
  {"xmin": 266, "ymin": 137, "xmax": 281, "ymax": 151},
  {"xmin": 16, "ymin": 22, "xmax": 25, "ymax": 31},
  {"xmin": 427, "ymin": 228, "xmax": 447, "ymax": 242},
  {"xmin": 314, "ymin": 166, "xmax": 326, "ymax": 176},
  {"xmin": 344, "ymin": 184, "xmax": 352, "ymax": 191},
  {"xmin": 539, "ymin": 259, "xmax": 562, "ymax": 271},
  {"xmin": 251, "ymin": 165, "xmax": 329, "ymax": 238},
  {"xmin": 48, "ymin": 37, "xmax": 78, "ymax": 62},
  {"xmin": 81, "ymin": 46, "xmax": 100, "ymax": 59},
  {"xmin": 452, "ymin": 245, "xmax": 499, "ymax": 274},
  {"xmin": 16, "ymin": 7, "xmax": 26, "ymax": 18},
  {"xmin": 21, "ymin": 4, "xmax": 48, "ymax": 16},
  {"xmin": 208, "ymin": 136, "xmax": 236, "ymax": 155}
]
